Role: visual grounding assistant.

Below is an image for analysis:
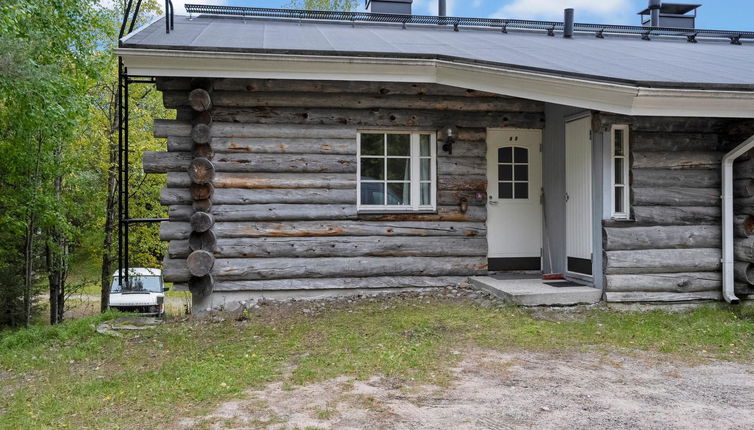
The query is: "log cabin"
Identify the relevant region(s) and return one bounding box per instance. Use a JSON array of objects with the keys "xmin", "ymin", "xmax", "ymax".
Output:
[{"xmin": 118, "ymin": 1, "xmax": 754, "ymax": 311}]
